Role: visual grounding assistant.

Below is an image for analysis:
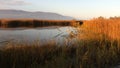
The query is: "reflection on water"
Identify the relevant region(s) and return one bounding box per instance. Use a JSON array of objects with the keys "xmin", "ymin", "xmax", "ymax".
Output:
[{"xmin": 0, "ymin": 26, "xmax": 77, "ymax": 45}]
